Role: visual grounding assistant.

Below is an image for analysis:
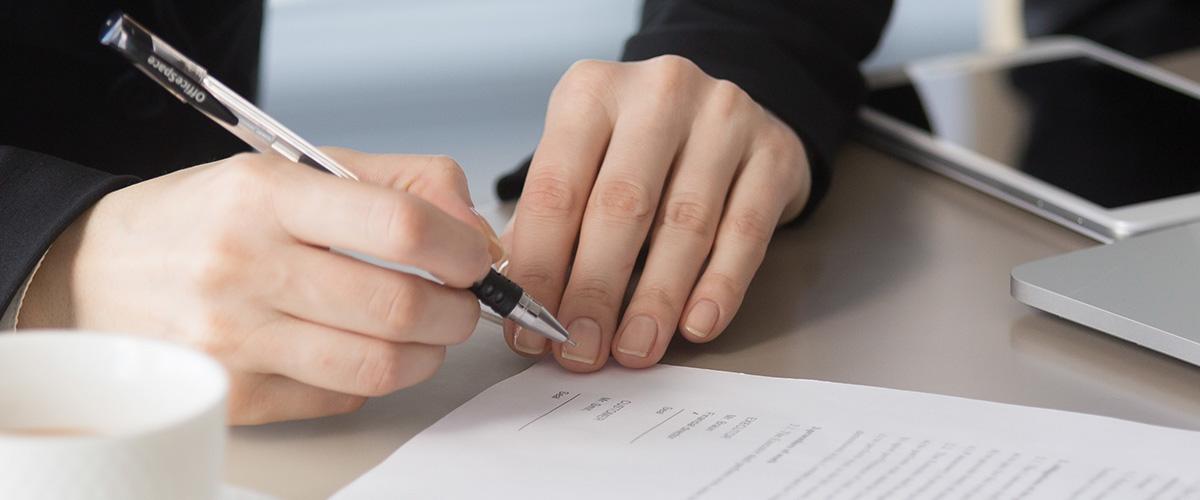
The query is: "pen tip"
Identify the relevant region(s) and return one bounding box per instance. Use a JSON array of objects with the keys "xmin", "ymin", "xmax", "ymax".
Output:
[{"xmin": 566, "ymin": 338, "xmax": 578, "ymax": 347}]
